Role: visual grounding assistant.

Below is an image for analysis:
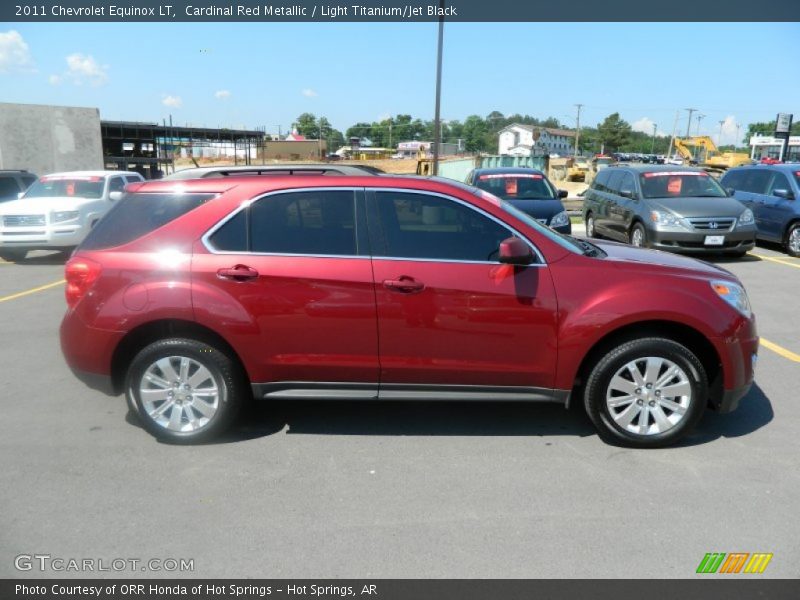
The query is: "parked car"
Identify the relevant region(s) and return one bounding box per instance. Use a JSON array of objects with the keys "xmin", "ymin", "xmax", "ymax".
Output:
[
  {"xmin": 582, "ymin": 165, "xmax": 756, "ymax": 256},
  {"xmin": 720, "ymin": 164, "xmax": 800, "ymax": 256},
  {"xmin": 60, "ymin": 175, "xmax": 757, "ymax": 448},
  {"xmin": 164, "ymin": 164, "xmax": 383, "ymax": 180},
  {"xmin": 465, "ymin": 167, "xmax": 571, "ymax": 234},
  {"xmin": 0, "ymin": 170, "xmax": 144, "ymax": 262},
  {"xmin": 0, "ymin": 169, "xmax": 37, "ymax": 203}
]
